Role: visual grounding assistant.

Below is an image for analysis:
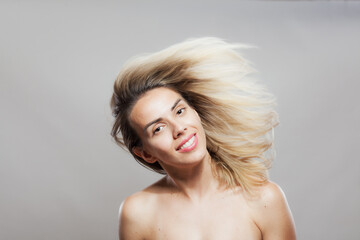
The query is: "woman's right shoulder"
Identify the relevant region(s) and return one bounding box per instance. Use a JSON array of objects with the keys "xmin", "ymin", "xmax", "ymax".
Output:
[
  {"xmin": 118, "ymin": 178, "xmax": 169, "ymax": 239},
  {"xmin": 120, "ymin": 191, "xmax": 151, "ymax": 214},
  {"xmin": 118, "ymin": 191, "xmax": 156, "ymax": 239},
  {"xmin": 119, "ymin": 177, "xmax": 168, "ymax": 217}
]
